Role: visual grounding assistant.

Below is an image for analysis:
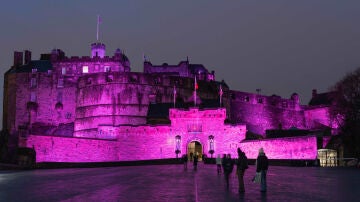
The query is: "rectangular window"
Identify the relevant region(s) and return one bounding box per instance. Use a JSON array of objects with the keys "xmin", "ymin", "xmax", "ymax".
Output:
[
  {"xmin": 61, "ymin": 67, "xmax": 66, "ymax": 75},
  {"xmin": 58, "ymin": 79, "xmax": 64, "ymax": 88},
  {"xmin": 57, "ymin": 92, "xmax": 63, "ymax": 102},
  {"xmin": 104, "ymin": 66, "xmax": 110, "ymax": 72},
  {"xmin": 82, "ymin": 66, "xmax": 89, "ymax": 73},
  {"xmin": 30, "ymin": 78, "xmax": 37, "ymax": 88},
  {"xmin": 32, "ymin": 68, "xmax": 37, "ymax": 73},
  {"xmin": 30, "ymin": 92, "xmax": 36, "ymax": 102}
]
